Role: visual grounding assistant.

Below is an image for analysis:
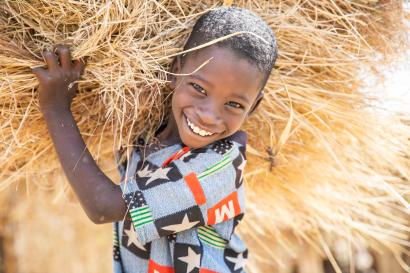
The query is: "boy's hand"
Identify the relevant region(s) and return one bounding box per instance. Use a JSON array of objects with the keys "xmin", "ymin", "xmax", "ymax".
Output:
[
  {"xmin": 32, "ymin": 44, "xmax": 86, "ymax": 114},
  {"xmin": 31, "ymin": 45, "xmax": 126, "ymax": 224}
]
